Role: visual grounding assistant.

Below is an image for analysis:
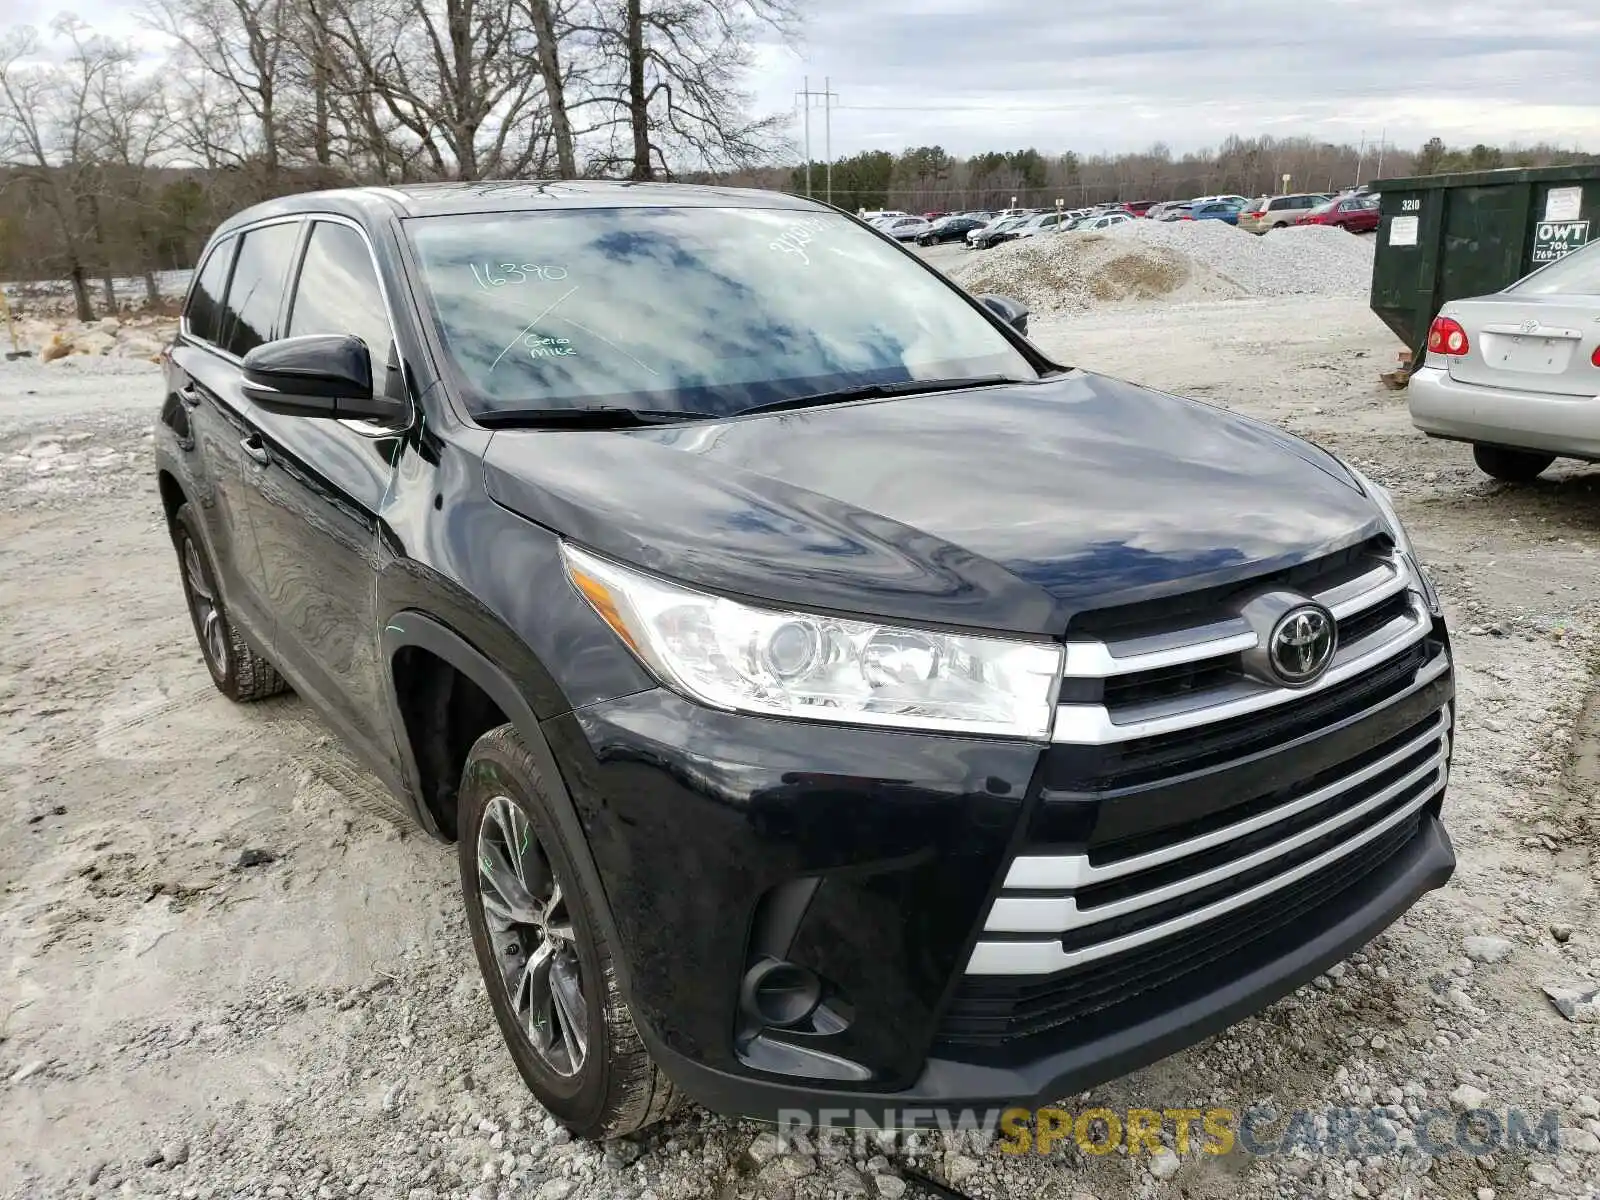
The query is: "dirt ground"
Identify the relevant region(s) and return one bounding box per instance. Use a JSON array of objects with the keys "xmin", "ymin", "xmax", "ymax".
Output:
[{"xmin": 2, "ymin": 295, "xmax": 1598, "ymax": 1200}]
